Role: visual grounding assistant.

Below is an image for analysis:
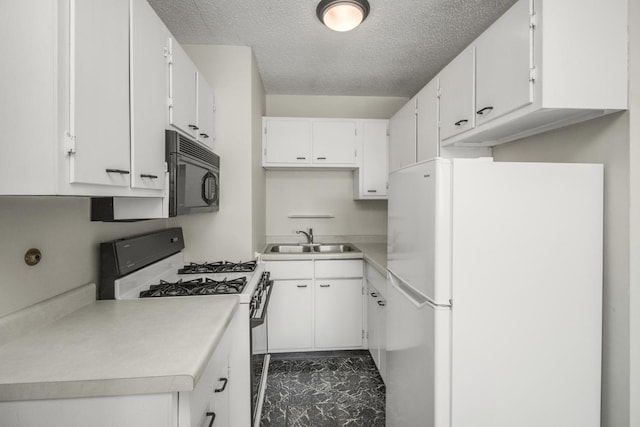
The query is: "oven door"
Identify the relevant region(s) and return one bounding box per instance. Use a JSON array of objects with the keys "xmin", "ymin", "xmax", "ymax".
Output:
[
  {"xmin": 171, "ymin": 156, "xmax": 219, "ymax": 216},
  {"xmin": 250, "ymin": 278, "xmax": 273, "ymax": 426}
]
